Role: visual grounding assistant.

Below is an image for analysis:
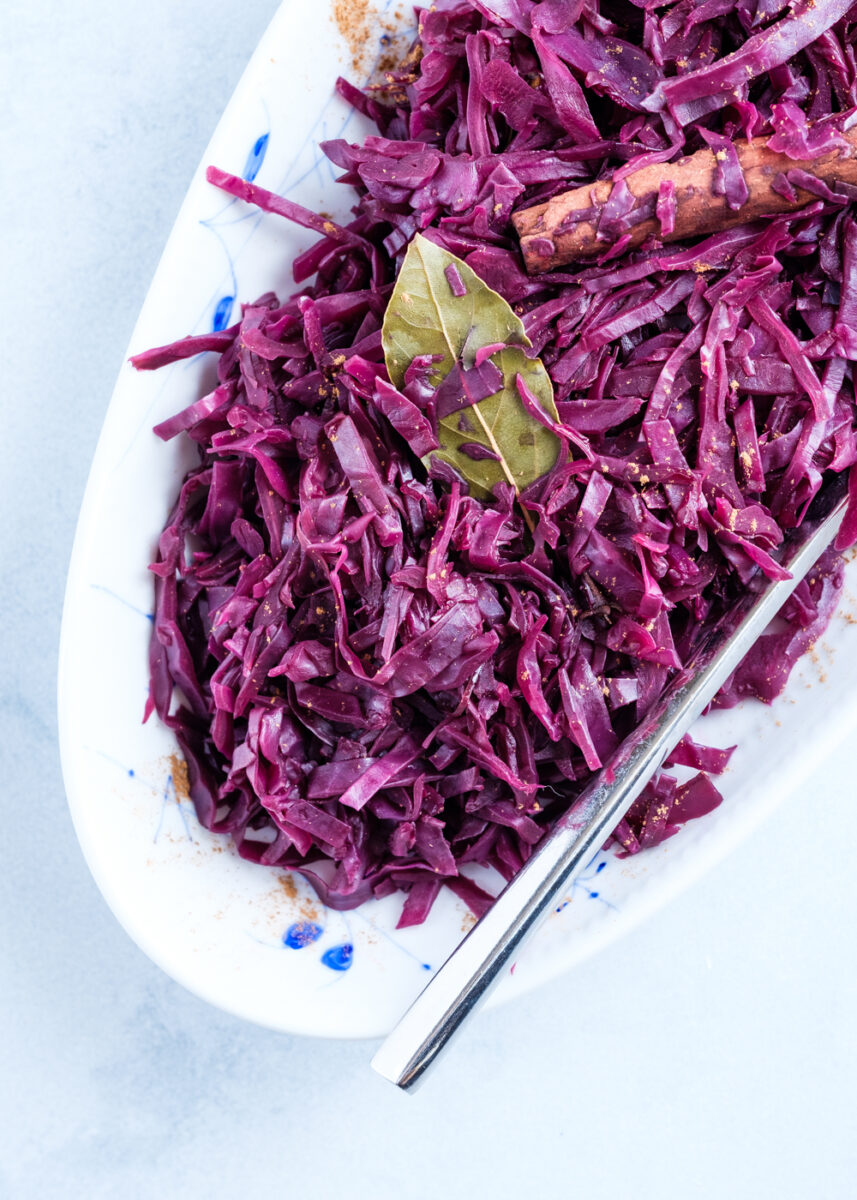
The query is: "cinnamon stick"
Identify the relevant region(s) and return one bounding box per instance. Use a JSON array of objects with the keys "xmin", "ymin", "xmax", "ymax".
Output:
[{"xmin": 513, "ymin": 128, "xmax": 857, "ymax": 274}]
